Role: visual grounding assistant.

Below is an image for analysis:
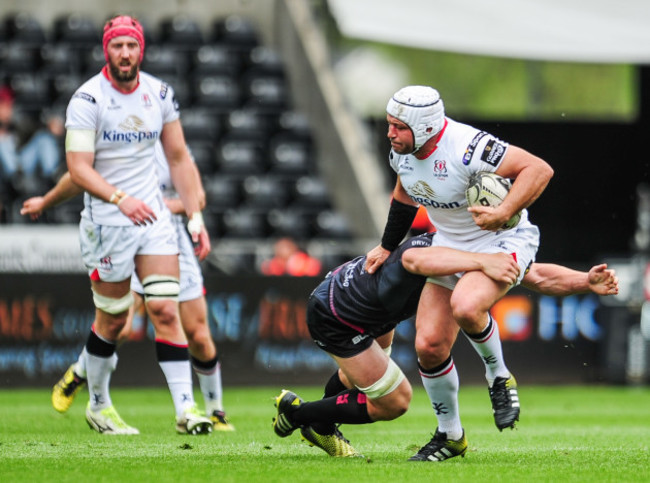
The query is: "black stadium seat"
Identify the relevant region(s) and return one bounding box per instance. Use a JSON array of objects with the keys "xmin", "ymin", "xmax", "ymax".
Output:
[
  {"xmin": 241, "ymin": 175, "xmax": 291, "ymax": 208},
  {"xmin": 4, "ymin": 13, "xmax": 46, "ymax": 45},
  {"xmin": 192, "ymin": 45, "xmax": 242, "ymax": 76},
  {"xmin": 215, "ymin": 135, "xmax": 266, "ymax": 174},
  {"xmin": 53, "ymin": 14, "xmax": 99, "ymax": 45},
  {"xmin": 192, "ymin": 74, "xmax": 242, "ymax": 112},
  {"xmin": 159, "ymin": 15, "xmax": 204, "ymax": 48}
]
